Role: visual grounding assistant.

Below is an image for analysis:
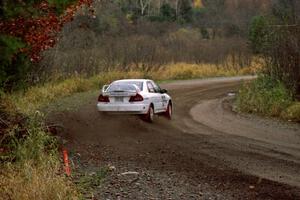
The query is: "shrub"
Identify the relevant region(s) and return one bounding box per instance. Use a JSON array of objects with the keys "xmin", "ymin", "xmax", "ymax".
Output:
[
  {"xmin": 281, "ymin": 102, "xmax": 300, "ymax": 122},
  {"xmin": 1, "ymin": 114, "xmax": 58, "ymax": 165},
  {"xmin": 236, "ymin": 76, "xmax": 293, "ymax": 117},
  {"xmin": 160, "ymin": 3, "xmax": 176, "ymax": 22},
  {"xmin": 0, "ymin": 35, "xmax": 30, "ymax": 91},
  {"xmin": 0, "ymin": 112, "xmax": 80, "ymax": 200},
  {"xmin": 249, "ymin": 16, "xmax": 300, "ymax": 95},
  {"xmin": 249, "ymin": 16, "xmax": 270, "ymax": 54}
]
